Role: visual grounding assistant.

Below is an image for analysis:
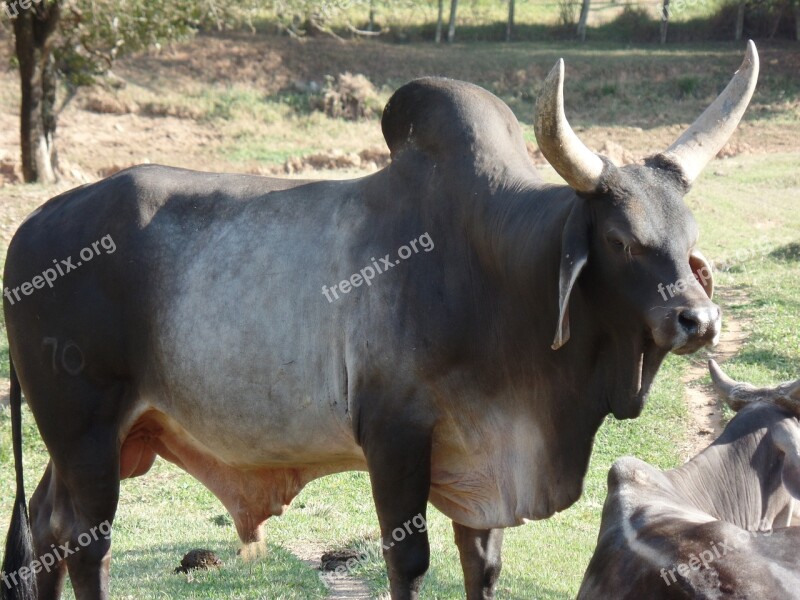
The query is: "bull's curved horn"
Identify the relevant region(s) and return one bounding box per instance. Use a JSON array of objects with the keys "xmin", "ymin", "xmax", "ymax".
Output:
[
  {"xmin": 662, "ymin": 41, "xmax": 759, "ymax": 185},
  {"xmin": 709, "ymin": 359, "xmax": 800, "ymax": 416},
  {"xmin": 534, "ymin": 59, "xmax": 605, "ymax": 194},
  {"xmin": 708, "ymin": 359, "xmax": 757, "ymax": 412}
]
